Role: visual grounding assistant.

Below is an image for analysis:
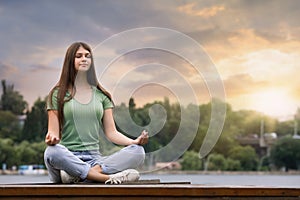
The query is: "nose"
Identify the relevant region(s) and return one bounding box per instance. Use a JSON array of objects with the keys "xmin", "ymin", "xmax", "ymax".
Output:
[{"xmin": 81, "ymin": 56, "xmax": 88, "ymax": 62}]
